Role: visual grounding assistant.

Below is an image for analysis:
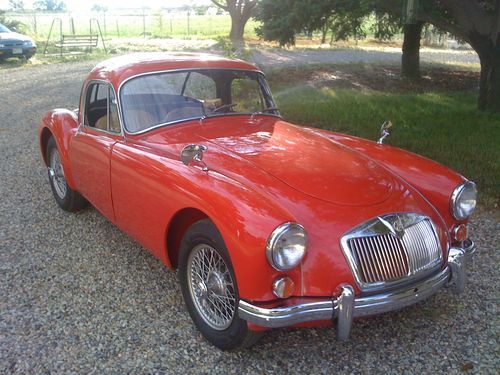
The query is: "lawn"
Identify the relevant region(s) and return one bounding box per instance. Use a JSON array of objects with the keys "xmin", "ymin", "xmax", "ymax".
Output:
[{"xmin": 268, "ymin": 65, "xmax": 500, "ymax": 207}]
